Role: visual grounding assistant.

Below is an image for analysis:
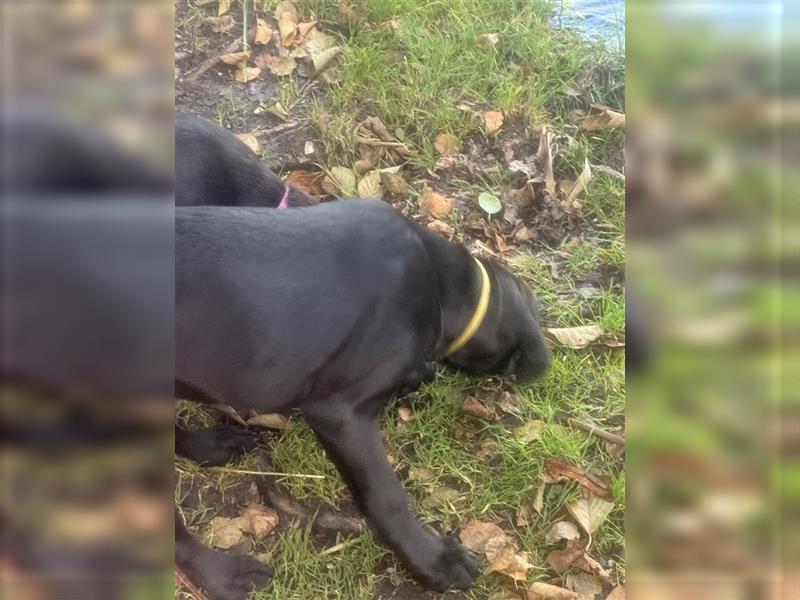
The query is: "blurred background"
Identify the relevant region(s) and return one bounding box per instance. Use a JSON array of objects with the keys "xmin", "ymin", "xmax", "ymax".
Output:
[{"xmin": 626, "ymin": 1, "xmax": 796, "ymax": 599}]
